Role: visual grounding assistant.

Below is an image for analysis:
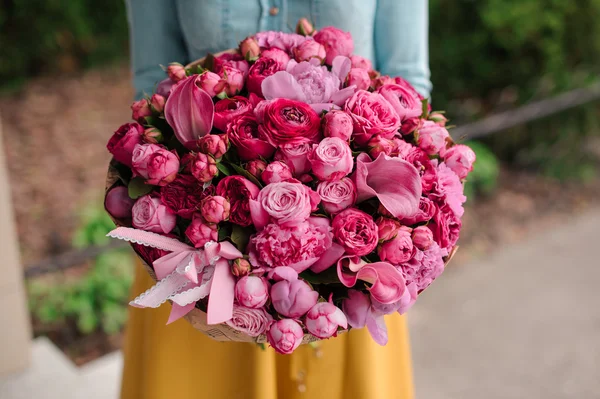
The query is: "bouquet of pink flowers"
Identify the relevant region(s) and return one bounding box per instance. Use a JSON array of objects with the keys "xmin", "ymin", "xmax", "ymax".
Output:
[{"xmin": 104, "ymin": 20, "xmax": 475, "ymax": 354}]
